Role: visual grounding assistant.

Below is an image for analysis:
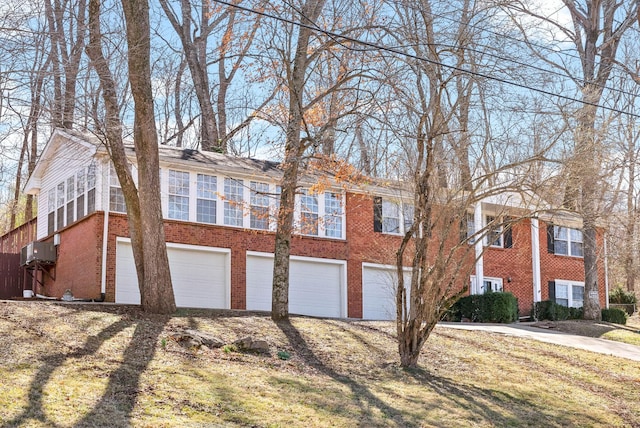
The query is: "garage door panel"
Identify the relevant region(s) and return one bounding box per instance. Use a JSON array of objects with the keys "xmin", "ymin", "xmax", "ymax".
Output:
[
  {"xmin": 362, "ymin": 265, "xmax": 412, "ymax": 320},
  {"xmin": 246, "ymin": 254, "xmax": 344, "ymax": 318},
  {"xmin": 116, "ymin": 241, "xmax": 229, "ymax": 309}
]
